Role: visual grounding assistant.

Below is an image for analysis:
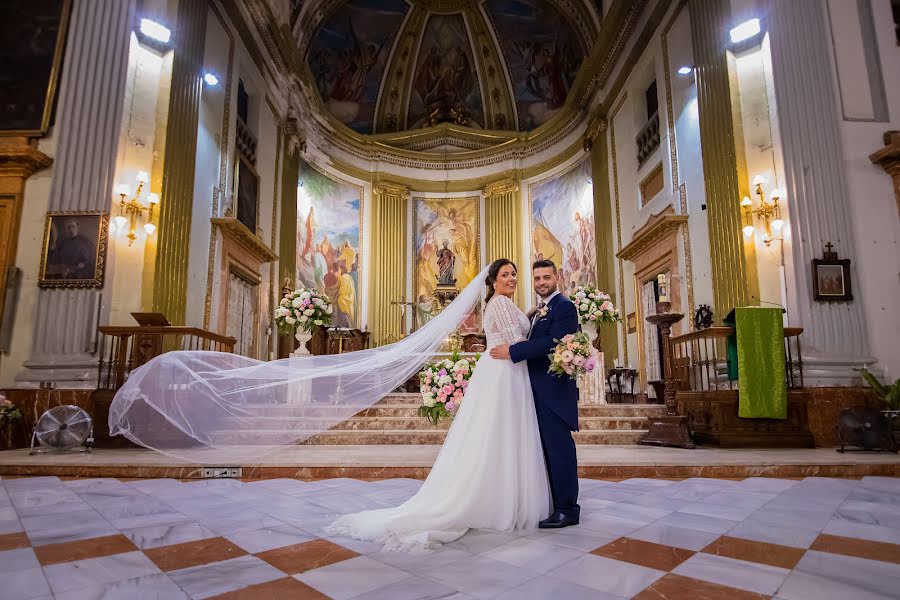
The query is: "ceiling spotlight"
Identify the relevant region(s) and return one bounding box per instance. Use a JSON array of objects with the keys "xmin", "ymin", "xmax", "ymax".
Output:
[
  {"xmin": 139, "ymin": 19, "xmax": 171, "ymax": 44},
  {"xmin": 203, "ymin": 72, "xmax": 219, "ymax": 86},
  {"xmin": 730, "ymin": 18, "xmax": 761, "ymax": 44},
  {"xmin": 677, "ymin": 66, "xmax": 693, "ymax": 75}
]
